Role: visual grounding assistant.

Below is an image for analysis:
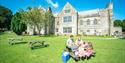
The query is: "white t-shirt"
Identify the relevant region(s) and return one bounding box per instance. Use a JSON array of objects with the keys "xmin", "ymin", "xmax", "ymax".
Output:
[{"xmin": 67, "ymin": 38, "xmax": 74, "ymax": 47}]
